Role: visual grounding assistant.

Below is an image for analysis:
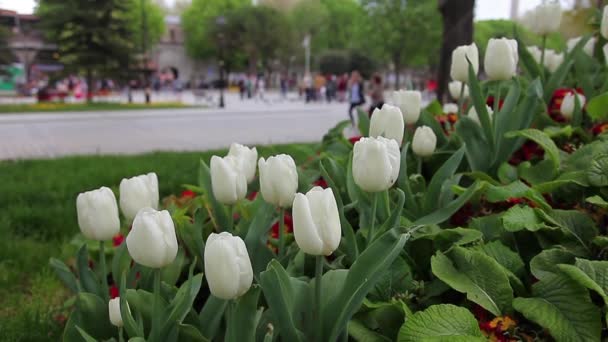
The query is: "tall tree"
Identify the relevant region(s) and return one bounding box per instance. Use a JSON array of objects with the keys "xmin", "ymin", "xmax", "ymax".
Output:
[
  {"xmin": 128, "ymin": 0, "xmax": 166, "ymax": 53},
  {"xmin": 362, "ymin": 0, "xmax": 441, "ymax": 88},
  {"xmin": 37, "ymin": 0, "xmax": 136, "ymax": 102},
  {"xmin": 436, "ymin": 0, "xmax": 474, "ymax": 102},
  {"xmin": 181, "ymin": 0, "xmax": 247, "ymax": 61}
]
